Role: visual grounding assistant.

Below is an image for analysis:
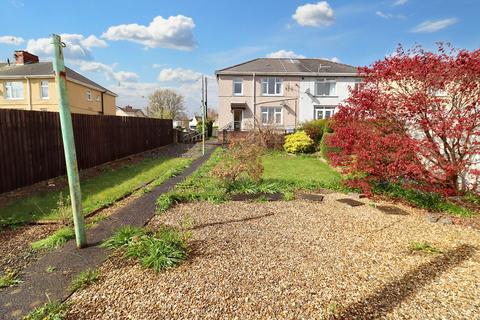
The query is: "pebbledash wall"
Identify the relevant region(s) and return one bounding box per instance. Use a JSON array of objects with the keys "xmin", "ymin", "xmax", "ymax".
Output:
[{"xmin": 298, "ymin": 77, "xmax": 359, "ymax": 123}]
